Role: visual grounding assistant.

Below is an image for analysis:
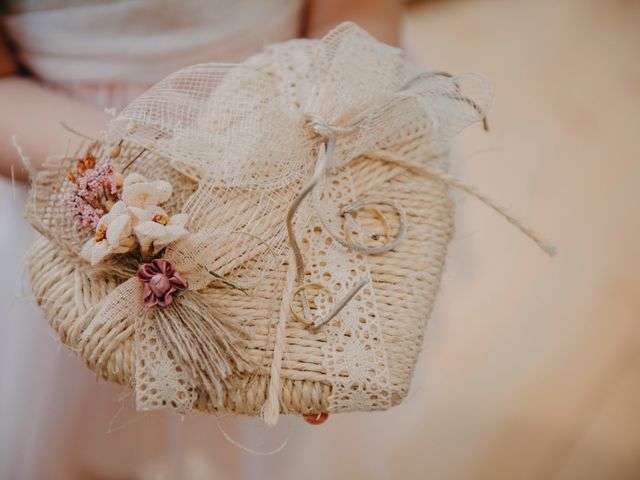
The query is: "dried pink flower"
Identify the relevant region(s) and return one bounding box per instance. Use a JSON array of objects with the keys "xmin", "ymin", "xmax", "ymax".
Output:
[
  {"xmin": 63, "ymin": 162, "xmax": 121, "ymax": 229},
  {"xmin": 137, "ymin": 259, "xmax": 188, "ymax": 308}
]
